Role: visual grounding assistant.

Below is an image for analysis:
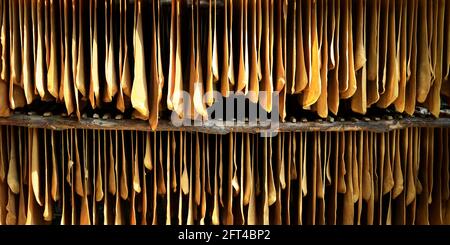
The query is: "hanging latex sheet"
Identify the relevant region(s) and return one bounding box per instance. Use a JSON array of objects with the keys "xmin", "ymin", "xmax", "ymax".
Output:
[
  {"xmin": 0, "ymin": 126, "xmax": 448, "ymax": 225},
  {"xmin": 0, "ymin": 0, "xmax": 449, "ymax": 122}
]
